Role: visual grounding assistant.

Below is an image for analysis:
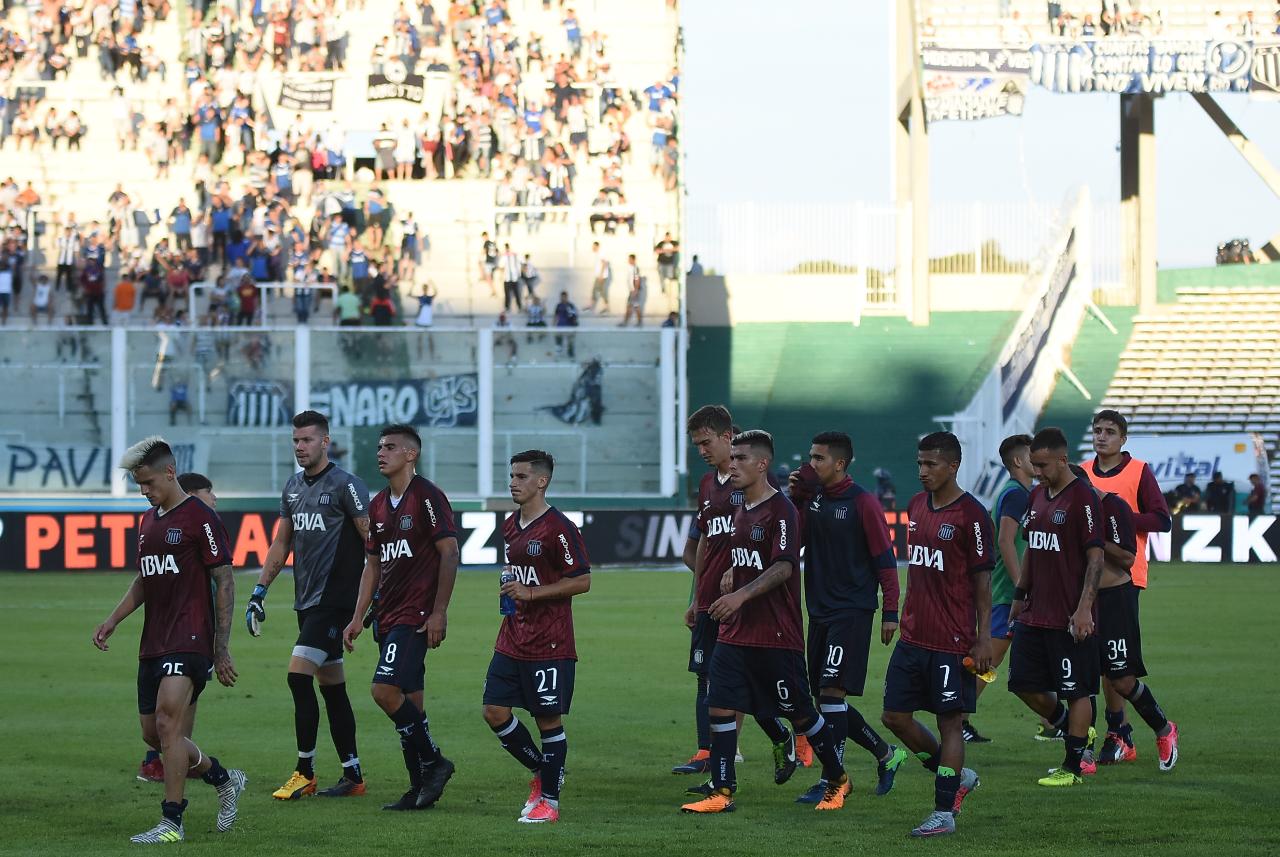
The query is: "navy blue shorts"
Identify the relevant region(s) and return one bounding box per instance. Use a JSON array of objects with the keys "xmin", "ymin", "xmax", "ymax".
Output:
[
  {"xmin": 990, "ymin": 603, "xmax": 1012, "ymax": 639},
  {"xmin": 138, "ymin": 653, "xmax": 212, "ymax": 715},
  {"xmin": 883, "ymin": 640, "xmax": 975, "ymax": 716},
  {"xmin": 1007, "ymin": 623, "xmax": 1099, "ymax": 700},
  {"xmin": 1097, "ymin": 582, "xmax": 1146, "ymax": 679},
  {"xmin": 294, "ymin": 606, "xmax": 347, "ymax": 667},
  {"xmin": 706, "ymin": 641, "xmax": 816, "ymax": 721},
  {"xmin": 807, "ymin": 610, "xmax": 874, "ymax": 697},
  {"xmin": 483, "ymin": 651, "xmax": 576, "ymax": 716},
  {"xmin": 373, "ymin": 623, "xmax": 427, "ymax": 693},
  {"xmin": 688, "ymin": 612, "xmax": 719, "ymax": 676}
]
